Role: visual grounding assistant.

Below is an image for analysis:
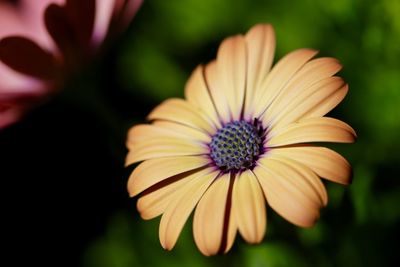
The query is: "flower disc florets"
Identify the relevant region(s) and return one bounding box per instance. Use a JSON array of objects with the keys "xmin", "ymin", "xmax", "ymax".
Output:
[{"xmin": 209, "ymin": 120, "xmax": 263, "ymax": 171}]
